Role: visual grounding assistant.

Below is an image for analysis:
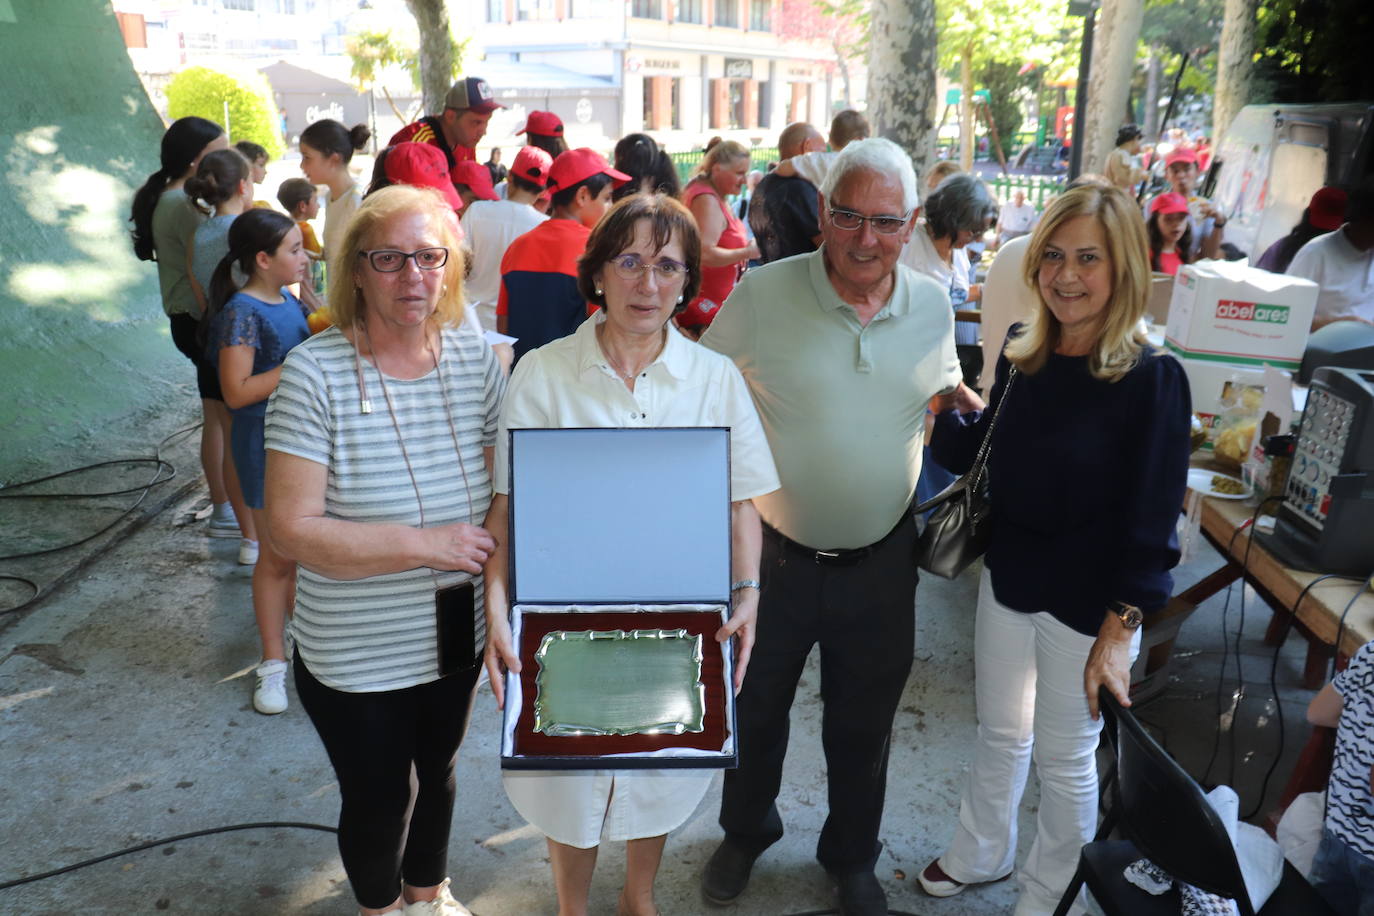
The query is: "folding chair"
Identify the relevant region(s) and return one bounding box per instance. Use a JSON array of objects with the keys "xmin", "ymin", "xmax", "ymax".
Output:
[{"xmin": 1051, "ymin": 688, "xmax": 1334, "ymax": 916}]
